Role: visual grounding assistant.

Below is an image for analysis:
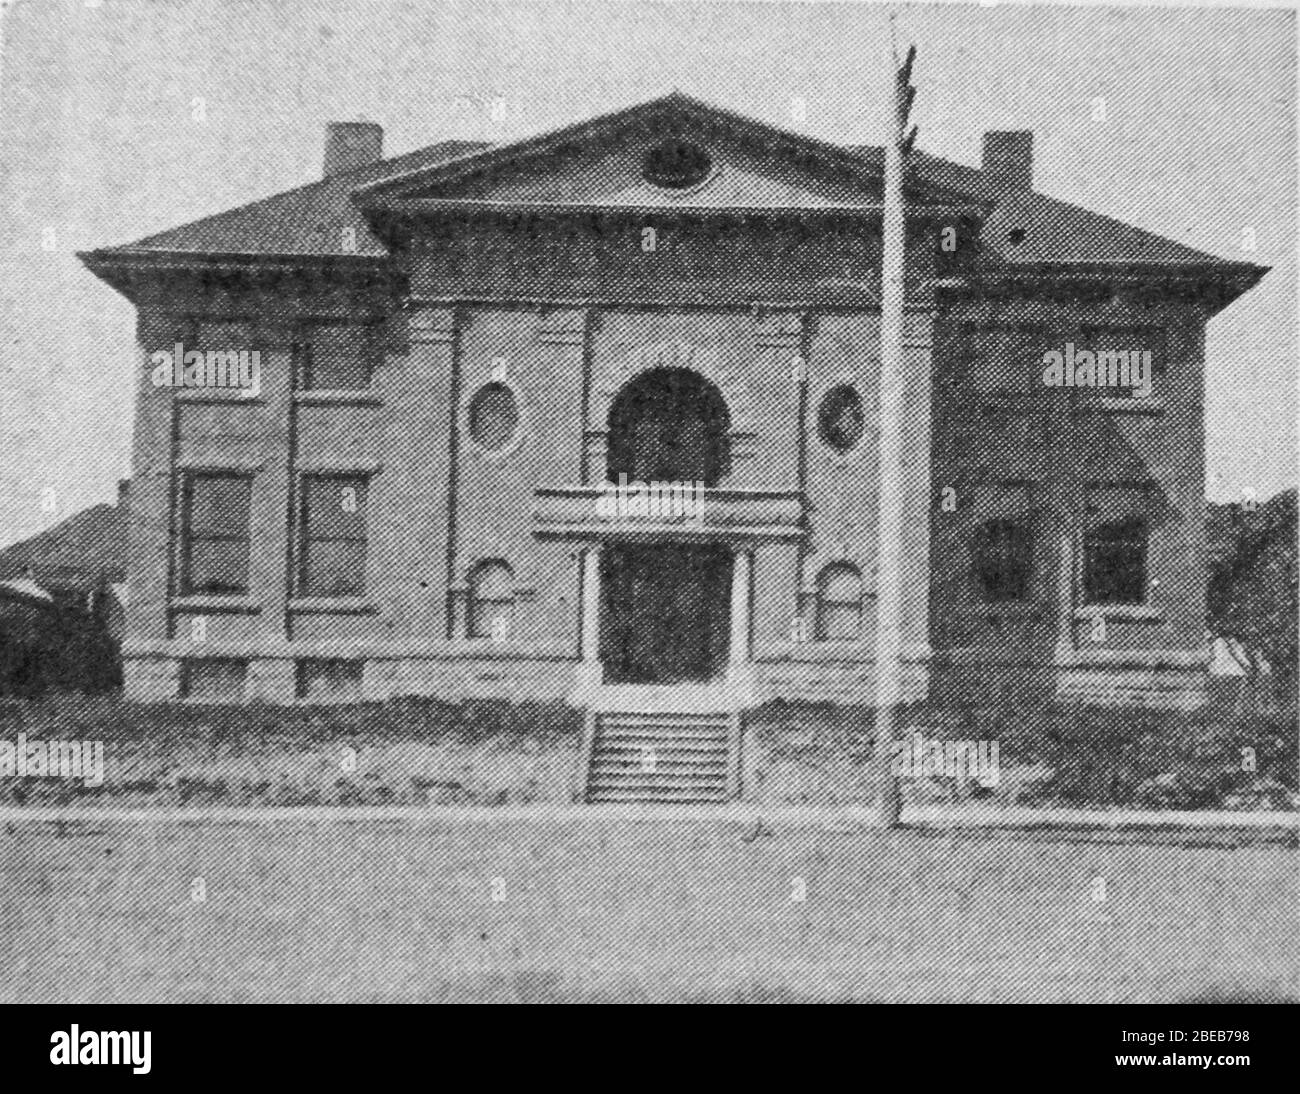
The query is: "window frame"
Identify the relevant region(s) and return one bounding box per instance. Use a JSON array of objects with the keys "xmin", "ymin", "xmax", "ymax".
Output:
[
  {"xmin": 1082, "ymin": 515, "xmax": 1149, "ymax": 607},
  {"xmin": 294, "ymin": 318, "xmax": 382, "ymax": 392},
  {"xmin": 296, "ymin": 472, "xmax": 371, "ymax": 598},
  {"xmin": 1075, "ymin": 324, "xmax": 1166, "ymax": 386},
  {"xmin": 971, "ymin": 516, "xmax": 1036, "ymax": 603},
  {"xmin": 813, "ymin": 562, "xmax": 864, "ymax": 642},
  {"xmin": 465, "ymin": 380, "xmax": 523, "ymax": 456},
  {"xmin": 467, "ymin": 559, "xmax": 516, "ymax": 640},
  {"xmin": 179, "ymin": 471, "xmax": 254, "ymax": 596},
  {"xmin": 180, "ymin": 657, "xmax": 249, "ymax": 703}
]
